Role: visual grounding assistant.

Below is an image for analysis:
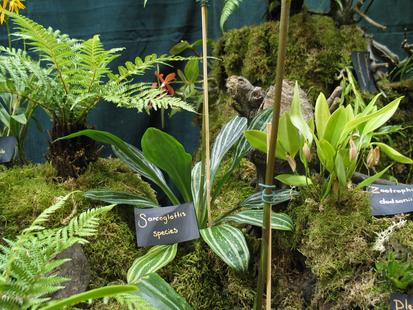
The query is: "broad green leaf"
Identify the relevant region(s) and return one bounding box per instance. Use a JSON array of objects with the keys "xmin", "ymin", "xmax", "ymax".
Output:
[
  {"xmin": 335, "ymin": 153, "xmax": 347, "ymax": 187},
  {"xmin": 220, "ymin": 210, "xmax": 293, "ymax": 231},
  {"xmin": 373, "ymin": 142, "xmax": 413, "ymax": 164},
  {"xmin": 200, "ymin": 224, "xmax": 249, "ymax": 272},
  {"xmin": 184, "ymin": 59, "xmax": 199, "ymax": 82},
  {"xmin": 244, "ymin": 129, "xmax": 287, "ymax": 160},
  {"xmin": 275, "ymin": 174, "xmax": 312, "ymax": 186},
  {"xmin": 84, "ymin": 190, "xmax": 158, "ymax": 208},
  {"xmin": 169, "ymin": 40, "xmax": 192, "ymax": 55},
  {"xmin": 314, "ymin": 93, "xmax": 330, "ymax": 138},
  {"xmin": 278, "ymin": 112, "xmax": 300, "ymax": 157},
  {"xmin": 356, "ymin": 165, "xmax": 392, "ymax": 189},
  {"xmin": 290, "ymin": 82, "xmax": 313, "ymax": 143},
  {"xmin": 136, "ymin": 273, "xmax": 193, "ymax": 310},
  {"xmin": 57, "ymin": 129, "xmax": 179, "ymax": 205},
  {"xmin": 0, "ymin": 105, "xmax": 10, "ymax": 127},
  {"xmin": 244, "ymin": 130, "xmax": 267, "ymax": 154},
  {"xmin": 342, "ymin": 97, "xmax": 401, "ymax": 139},
  {"xmin": 211, "ymin": 116, "xmax": 247, "ymax": 184},
  {"xmin": 240, "ymin": 189, "xmax": 299, "ymax": 208},
  {"xmin": 40, "ymin": 285, "xmax": 139, "ymax": 310},
  {"xmin": 128, "ymin": 244, "xmax": 178, "ymax": 283},
  {"xmin": 316, "ymin": 138, "xmax": 335, "ymax": 173},
  {"xmin": 362, "ymin": 97, "xmax": 402, "ymax": 135},
  {"xmin": 323, "ymin": 106, "xmax": 348, "ymax": 148},
  {"xmin": 142, "ymin": 128, "xmax": 192, "ymax": 202}
]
